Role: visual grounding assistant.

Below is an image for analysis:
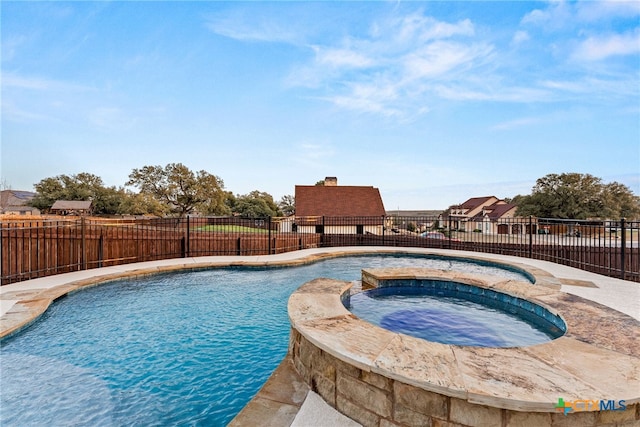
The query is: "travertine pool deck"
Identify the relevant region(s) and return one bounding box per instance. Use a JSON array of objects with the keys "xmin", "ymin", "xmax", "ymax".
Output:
[{"xmin": 1, "ymin": 247, "xmax": 639, "ymax": 426}]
